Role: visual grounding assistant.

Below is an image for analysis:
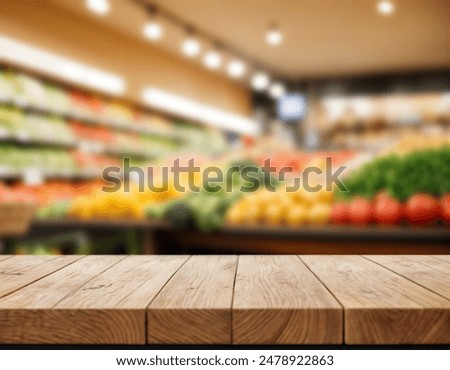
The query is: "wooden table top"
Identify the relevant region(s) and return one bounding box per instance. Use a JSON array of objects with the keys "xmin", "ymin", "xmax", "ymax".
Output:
[{"xmin": 0, "ymin": 255, "xmax": 449, "ymax": 346}]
